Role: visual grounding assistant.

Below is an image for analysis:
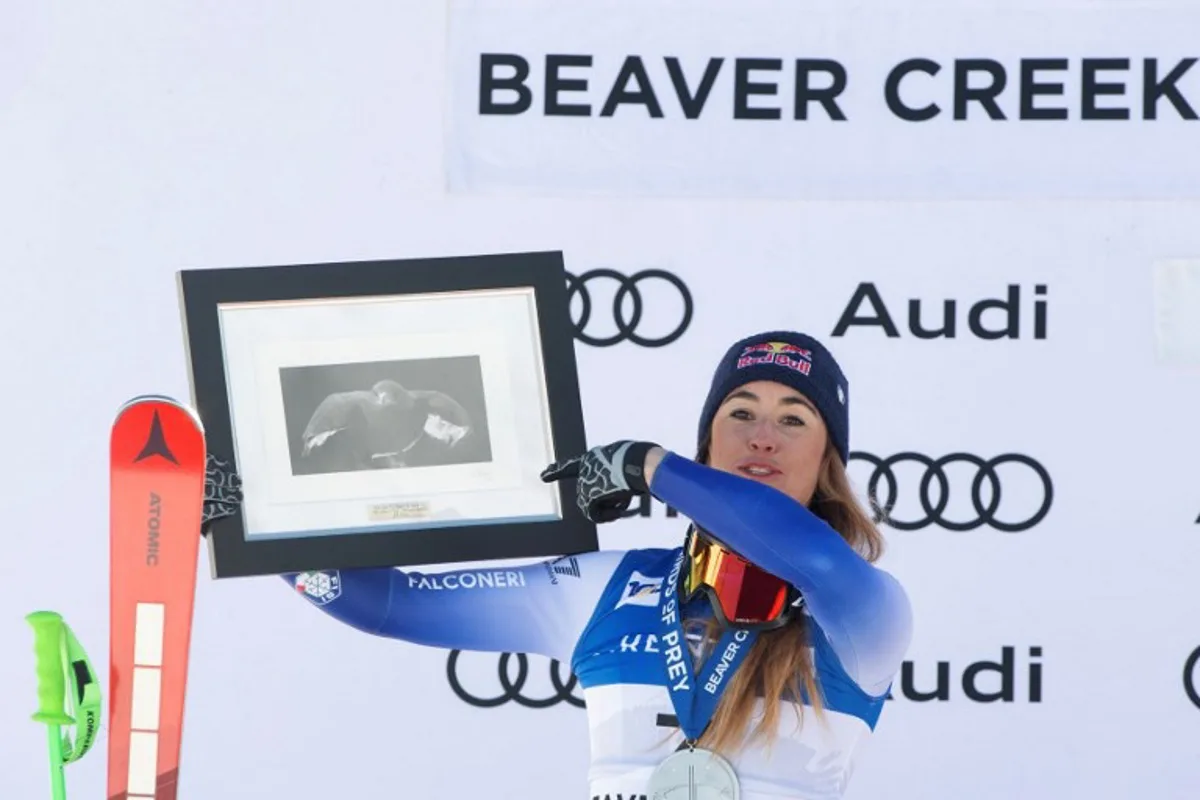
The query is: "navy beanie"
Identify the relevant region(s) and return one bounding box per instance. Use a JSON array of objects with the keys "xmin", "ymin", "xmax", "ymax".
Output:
[{"xmin": 696, "ymin": 331, "xmax": 851, "ymax": 464}]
